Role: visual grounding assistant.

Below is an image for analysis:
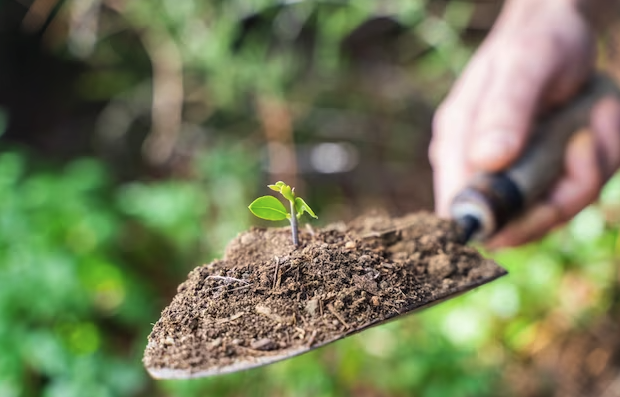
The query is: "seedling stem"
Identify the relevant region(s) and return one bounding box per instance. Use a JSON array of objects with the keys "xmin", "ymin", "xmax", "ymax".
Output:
[
  {"xmin": 289, "ymin": 200, "xmax": 299, "ymax": 246},
  {"xmin": 248, "ymin": 181, "xmax": 317, "ymax": 247}
]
